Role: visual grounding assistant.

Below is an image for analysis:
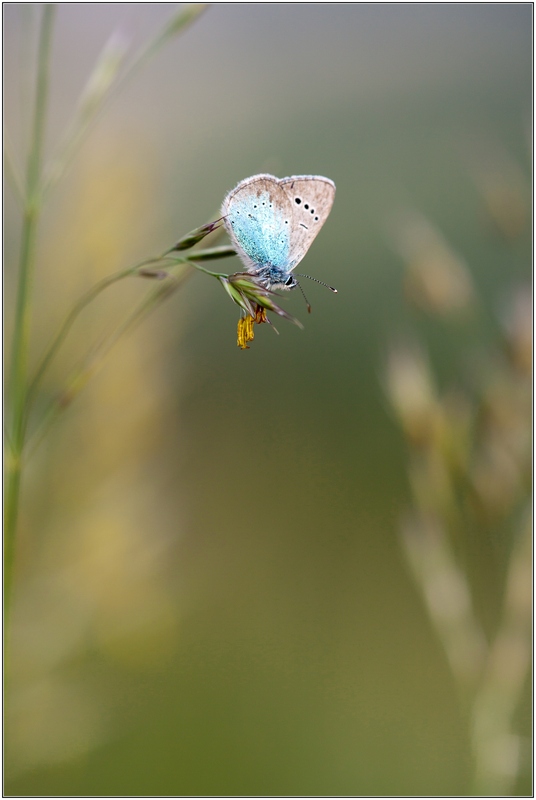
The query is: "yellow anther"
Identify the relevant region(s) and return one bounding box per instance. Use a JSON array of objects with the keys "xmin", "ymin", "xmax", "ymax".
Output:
[{"xmin": 237, "ymin": 315, "xmax": 255, "ymax": 349}]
